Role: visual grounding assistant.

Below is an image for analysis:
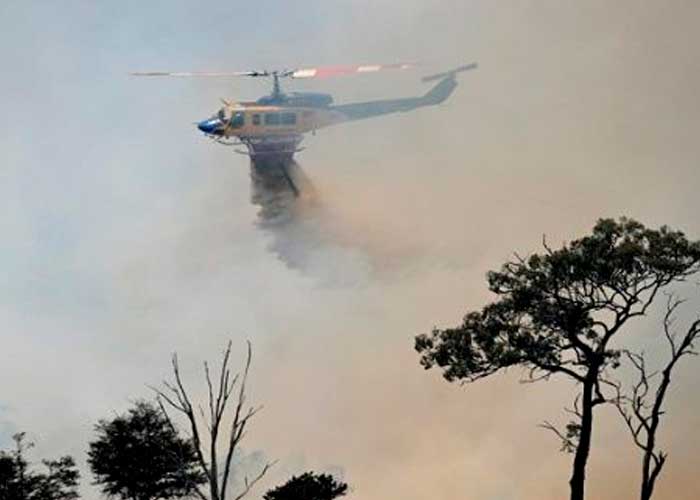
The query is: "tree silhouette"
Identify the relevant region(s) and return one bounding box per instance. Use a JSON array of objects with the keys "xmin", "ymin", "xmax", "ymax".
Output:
[
  {"xmin": 612, "ymin": 294, "xmax": 700, "ymax": 500},
  {"xmin": 153, "ymin": 341, "xmax": 275, "ymax": 500},
  {"xmin": 88, "ymin": 400, "xmax": 205, "ymax": 500},
  {"xmin": 0, "ymin": 432, "xmax": 79, "ymax": 500},
  {"xmin": 264, "ymin": 472, "xmax": 348, "ymax": 500},
  {"xmin": 415, "ymin": 218, "xmax": 700, "ymax": 500}
]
